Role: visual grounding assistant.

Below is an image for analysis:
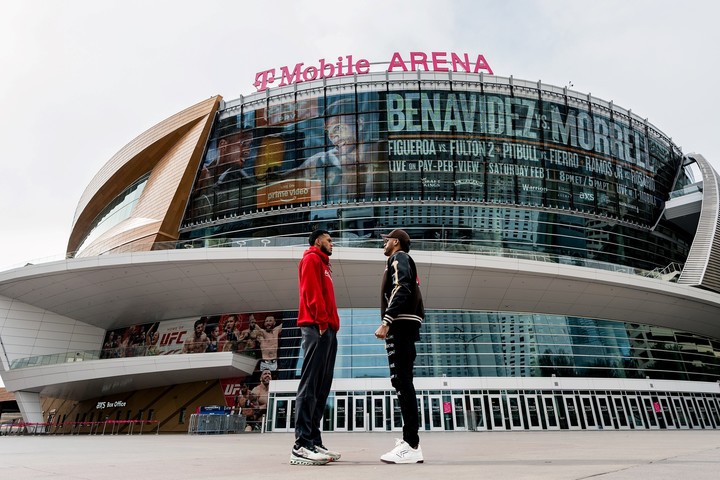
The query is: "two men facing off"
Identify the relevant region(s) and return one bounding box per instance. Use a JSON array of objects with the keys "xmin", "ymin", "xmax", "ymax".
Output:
[{"xmin": 292, "ymin": 227, "xmax": 423, "ymax": 466}]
